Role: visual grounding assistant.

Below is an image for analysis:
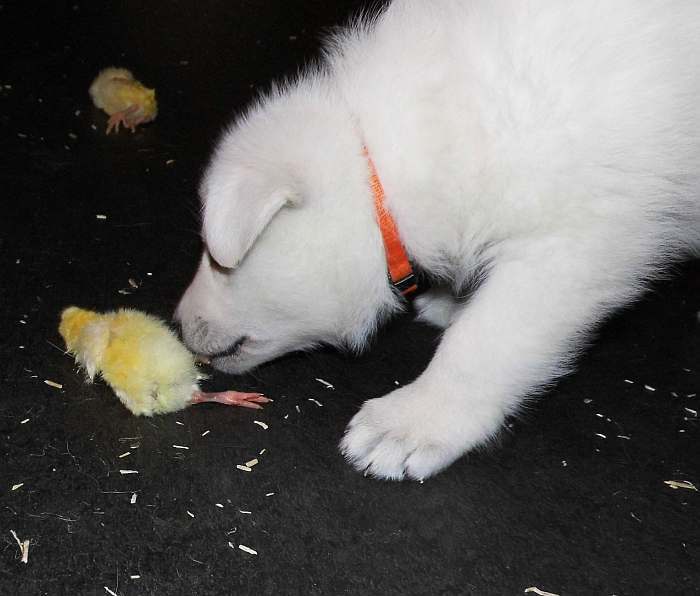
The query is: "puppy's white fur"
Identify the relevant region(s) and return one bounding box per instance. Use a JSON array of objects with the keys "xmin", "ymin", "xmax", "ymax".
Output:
[{"xmin": 176, "ymin": 0, "xmax": 700, "ymax": 480}]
